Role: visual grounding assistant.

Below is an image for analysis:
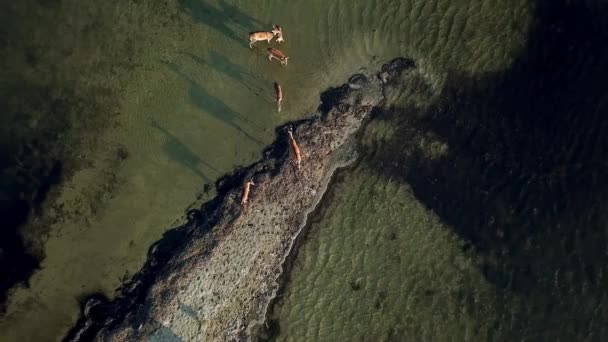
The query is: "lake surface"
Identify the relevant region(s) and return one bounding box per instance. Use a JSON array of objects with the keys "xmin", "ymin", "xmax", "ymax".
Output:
[
  {"xmin": 10, "ymin": 0, "xmax": 607, "ymax": 341},
  {"xmin": 268, "ymin": 1, "xmax": 608, "ymax": 341}
]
